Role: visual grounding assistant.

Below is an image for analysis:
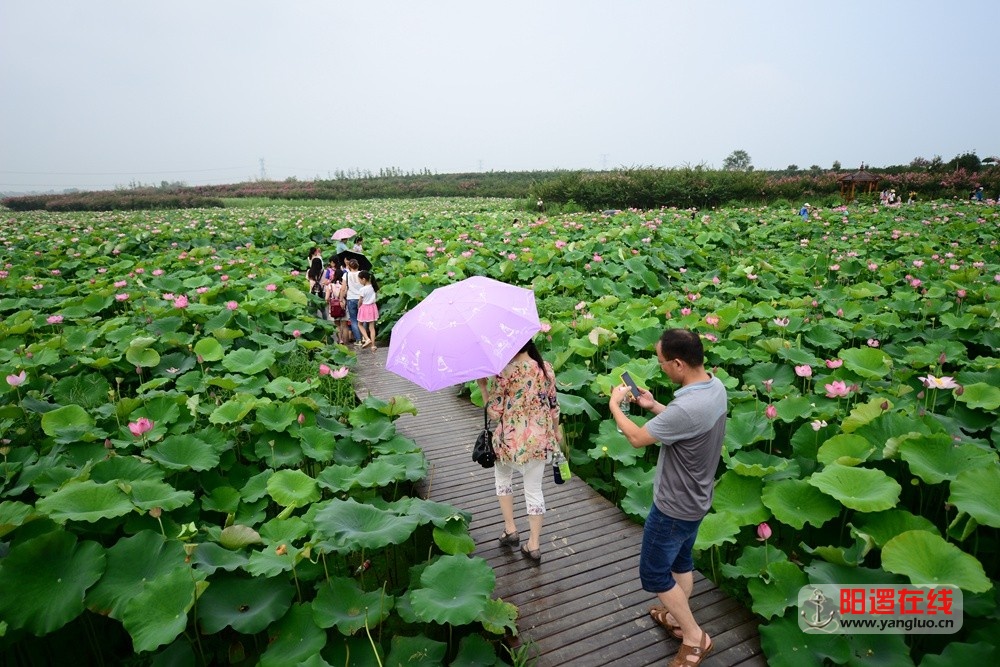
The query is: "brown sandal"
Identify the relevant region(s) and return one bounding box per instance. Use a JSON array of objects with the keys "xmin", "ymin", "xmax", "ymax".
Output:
[
  {"xmin": 669, "ymin": 631, "xmax": 714, "ymax": 666},
  {"xmin": 649, "ymin": 605, "xmax": 684, "ymax": 639}
]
